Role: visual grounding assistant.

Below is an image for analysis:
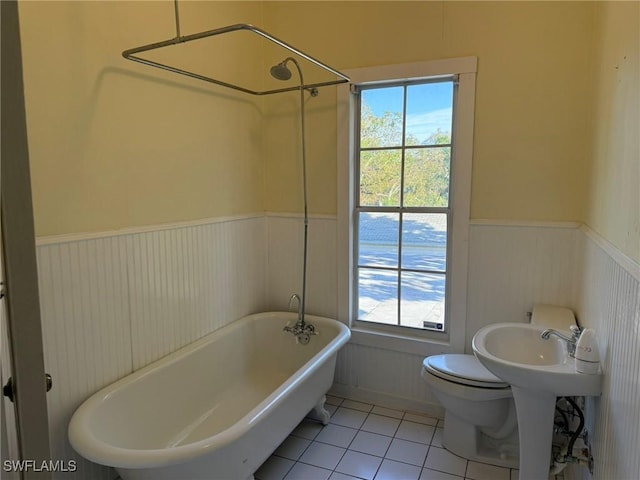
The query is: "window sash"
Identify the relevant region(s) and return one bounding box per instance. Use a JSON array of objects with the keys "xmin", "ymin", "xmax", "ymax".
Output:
[
  {"xmin": 354, "ymin": 209, "xmax": 451, "ymax": 330},
  {"xmin": 353, "ymin": 79, "xmax": 454, "ymax": 332},
  {"xmin": 351, "ymin": 75, "xmax": 457, "ymax": 94}
]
